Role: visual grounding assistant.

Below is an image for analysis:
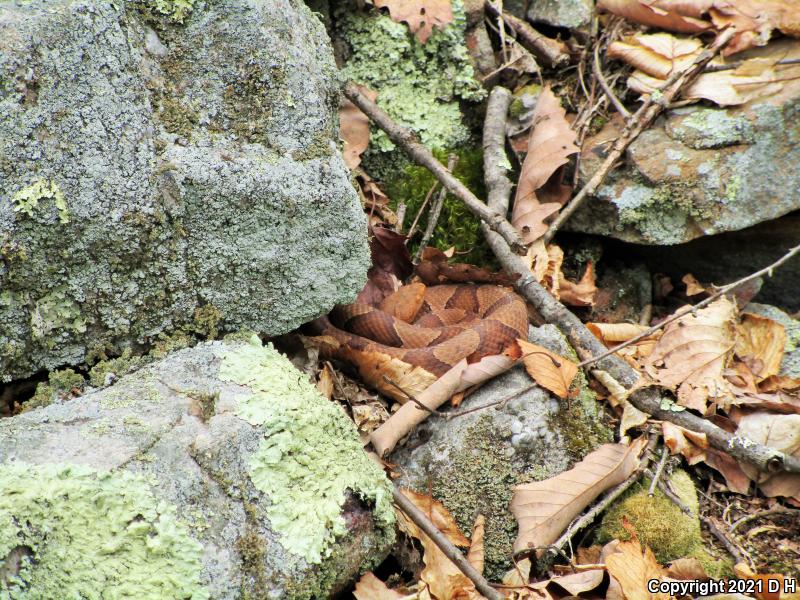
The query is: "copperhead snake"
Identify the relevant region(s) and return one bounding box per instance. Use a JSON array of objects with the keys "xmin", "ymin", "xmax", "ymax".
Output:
[{"xmin": 313, "ymin": 283, "xmax": 528, "ymax": 401}]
